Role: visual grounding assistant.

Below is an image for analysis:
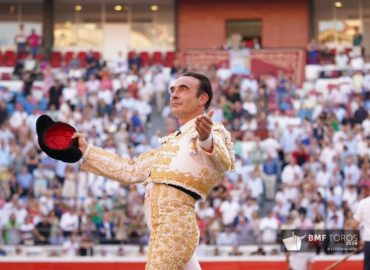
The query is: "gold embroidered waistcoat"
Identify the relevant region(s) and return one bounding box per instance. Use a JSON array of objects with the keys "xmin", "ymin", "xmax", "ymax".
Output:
[{"xmin": 80, "ymin": 122, "xmax": 235, "ymax": 200}]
